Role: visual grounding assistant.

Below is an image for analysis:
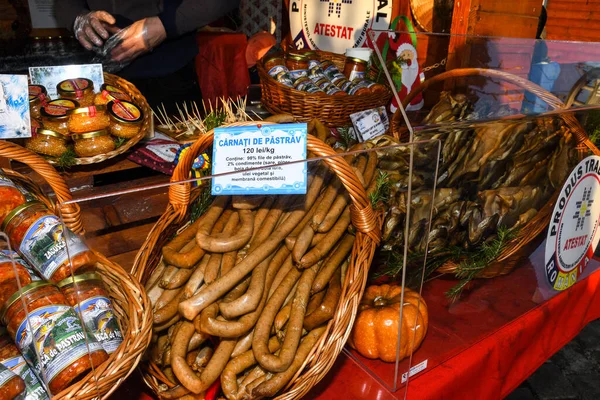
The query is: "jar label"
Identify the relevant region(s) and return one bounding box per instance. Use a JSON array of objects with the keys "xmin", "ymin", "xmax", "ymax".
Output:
[
  {"xmin": 0, "ymin": 365, "xmax": 16, "ymax": 389},
  {"xmin": 101, "ymin": 90, "xmax": 129, "ymax": 102},
  {"xmin": 111, "ymin": 102, "xmax": 140, "ymax": 121},
  {"xmin": 18, "ymin": 215, "xmax": 90, "ymax": 281},
  {"xmin": 74, "ymin": 296, "xmax": 123, "ymax": 354},
  {"xmin": 288, "ymin": 69, "xmax": 308, "ymax": 81},
  {"xmin": 104, "ymin": 85, "xmax": 124, "ymax": 94},
  {"xmin": 0, "ymin": 251, "xmax": 42, "ymax": 282},
  {"xmin": 15, "ymin": 305, "xmax": 104, "ymax": 387},
  {"xmin": 44, "ymin": 100, "xmax": 76, "ymax": 116},
  {"xmin": 308, "ymin": 60, "xmax": 321, "ymax": 70},
  {"xmin": 1, "ymin": 355, "xmax": 49, "ymax": 400},
  {"xmin": 274, "ymin": 72, "xmax": 295, "ymax": 88},
  {"xmin": 294, "ymin": 78, "xmax": 321, "ymax": 93},
  {"xmin": 58, "ymin": 79, "xmax": 90, "ymax": 92},
  {"xmin": 349, "ymin": 70, "xmax": 365, "ymax": 81},
  {"xmin": 267, "ymin": 65, "xmax": 289, "ymax": 77}
]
